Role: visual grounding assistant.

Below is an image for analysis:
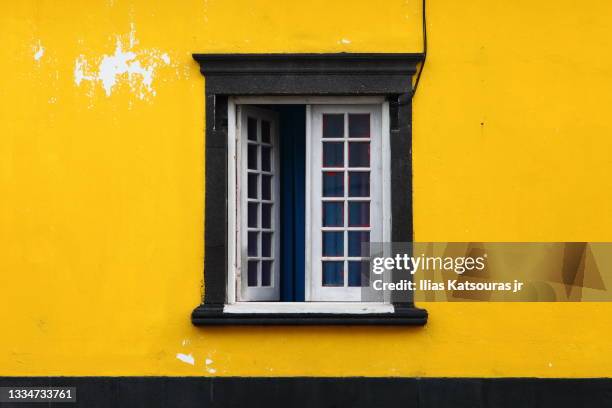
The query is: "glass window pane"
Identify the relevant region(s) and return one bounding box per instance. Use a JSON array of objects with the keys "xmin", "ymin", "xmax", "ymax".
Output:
[
  {"xmin": 323, "ymin": 114, "xmax": 344, "ymax": 138},
  {"xmin": 261, "ymin": 120, "xmax": 271, "ymax": 143},
  {"xmin": 348, "ymin": 142, "xmax": 369, "ymax": 167},
  {"xmin": 261, "ymin": 203, "xmax": 272, "ymax": 229},
  {"xmin": 348, "ymin": 172, "xmax": 369, "ymax": 197},
  {"xmin": 262, "ymin": 175, "xmax": 272, "ymax": 200},
  {"xmin": 248, "ymin": 144, "xmax": 258, "ymax": 170},
  {"xmin": 248, "ymin": 173, "xmax": 258, "ymax": 199},
  {"xmin": 248, "ymin": 231, "xmax": 259, "ymax": 256},
  {"xmin": 323, "ymin": 142, "xmax": 343, "ymax": 167},
  {"xmin": 262, "ymin": 232, "xmax": 272, "ymax": 257},
  {"xmin": 248, "ymin": 261, "xmax": 258, "ymax": 286},
  {"xmin": 261, "ymin": 146, "xmax": 271, "ymax": 172},
  {"xmin": 248, "ymin": 117, "xmax": 257, "ymax": 141},
  {"xmin": 348, "ymin": 201, "xmax": 370, "ymax": 226},
  {"xmin": 322, "ymin": 172, "xmax": 343, "ymax": 197},
  {"xmin": 349, "ymin": 114, "xmax": 370, "ymax": 138},
  {"xmin": 261, "ymin": 261, "xmax": 272, "ymax": 286},
  {"xmin": 322, "ymin": 261, "xmax": 344, "ymax": 286},
  {"xmin": 348, "ymin": 261, "xmax": 369, "ymax": 287},
  {"xmin": 322, "ymin": 231, "xmax": 343, "ymax": 256},
  {"xmin": 322, "ymin": 202, "xmax": 343, "ymax": 227},
  {"xmin": 348, "ymin": 231, "xmax": 370, "ymax": 257},
  {"xmin": 248, "ymin": 203, "xmax": 258, "ymax": 228}
]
